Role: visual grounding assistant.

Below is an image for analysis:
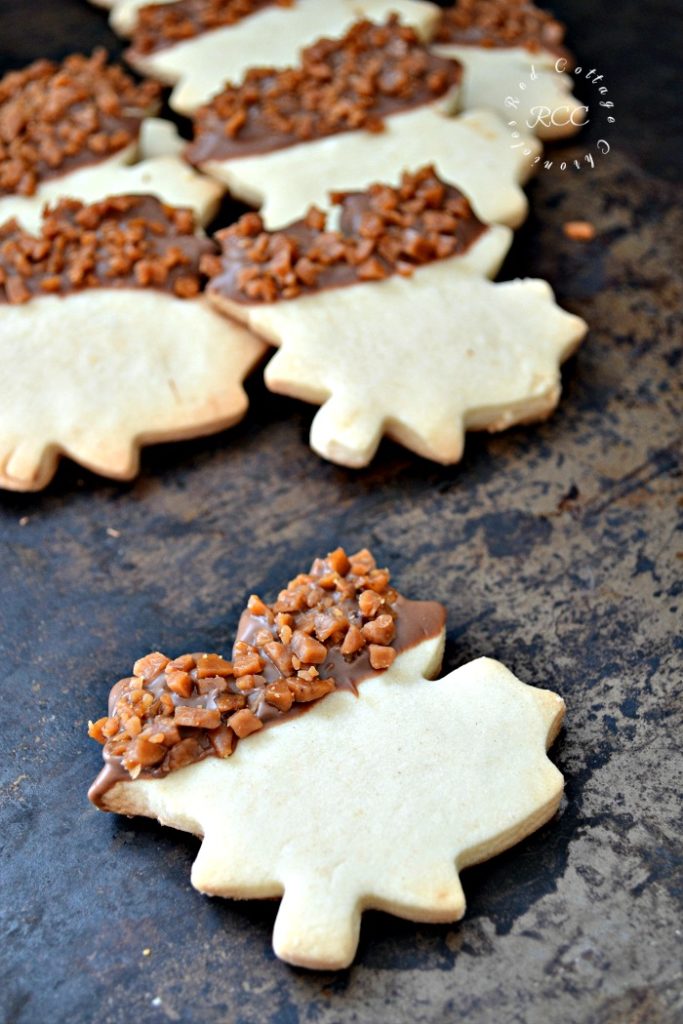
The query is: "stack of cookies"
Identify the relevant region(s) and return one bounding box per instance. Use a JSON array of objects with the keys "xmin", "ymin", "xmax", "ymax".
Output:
[{"xmin": 0, "ymin": 0, "xmax": 587, "ymax": 489}]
